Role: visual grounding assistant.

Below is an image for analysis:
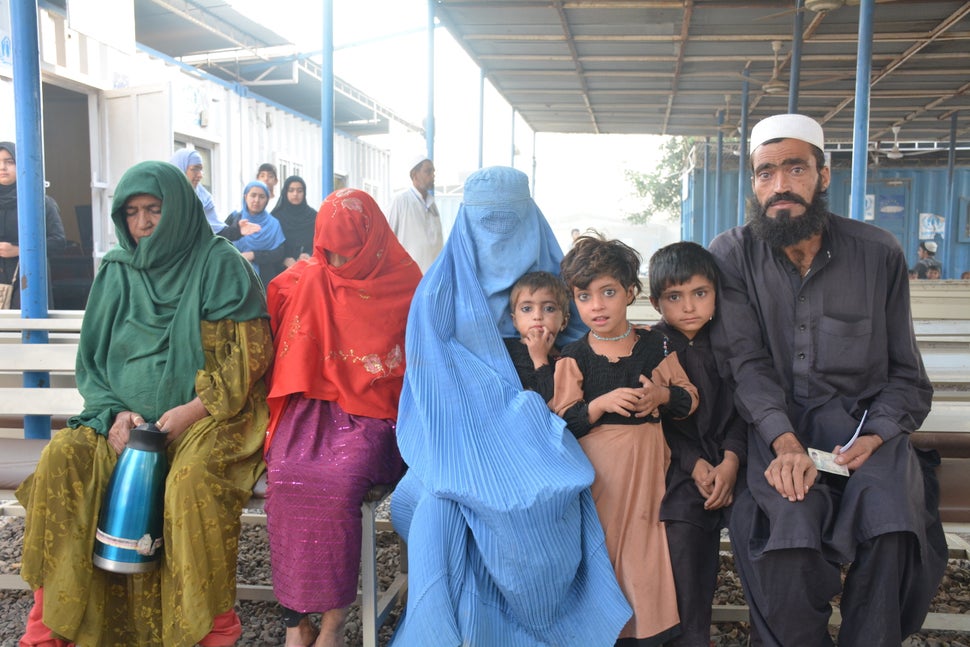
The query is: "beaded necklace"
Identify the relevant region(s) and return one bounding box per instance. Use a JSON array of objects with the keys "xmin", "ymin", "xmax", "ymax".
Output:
[{"xmin": 590, "ymin": 322, "xmax": 633, "ymax": 342}]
